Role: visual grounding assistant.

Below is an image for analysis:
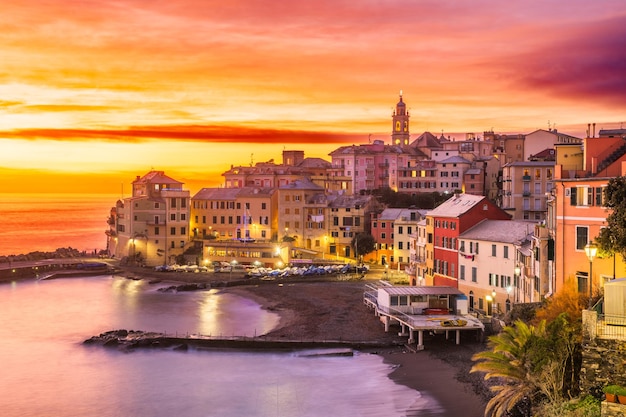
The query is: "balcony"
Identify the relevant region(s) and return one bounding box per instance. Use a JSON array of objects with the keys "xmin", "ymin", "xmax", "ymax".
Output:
[
  {"xmin": 522, "ymin": 175, "xmax": 531, "ymax": 181},
  {"xmin": 522, "ymin": 191, "xmax": 531, "ymax": 196}
]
